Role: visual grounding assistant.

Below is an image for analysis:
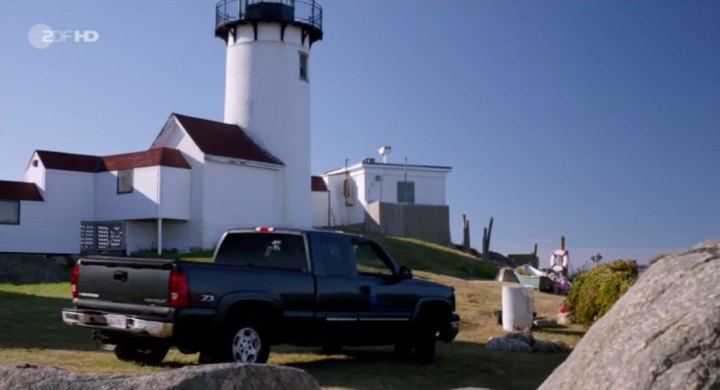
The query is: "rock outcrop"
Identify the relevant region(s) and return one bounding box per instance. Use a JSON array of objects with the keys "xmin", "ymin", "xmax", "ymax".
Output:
[
  {"xmin": 540, "ymin": 239, "xmax": 720, "ymax": 390},
  {"xmin": 0, "ymin": 363, "xmax": 320, "ymax": 390}
]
